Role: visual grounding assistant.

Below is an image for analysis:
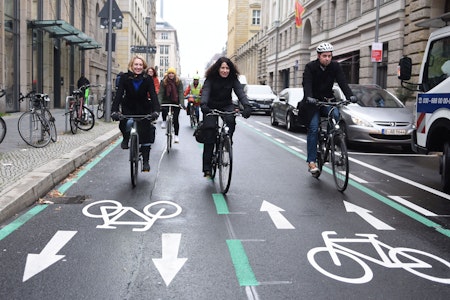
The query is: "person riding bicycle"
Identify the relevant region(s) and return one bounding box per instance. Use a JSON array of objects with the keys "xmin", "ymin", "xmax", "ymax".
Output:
[
  {"xmin": 111, "ymin": 55, "xmax": 160, "ymax": 172},
  {"xmin": 200, "ymin": 57, "xmax": 252, "ymax": 178},
  {"xmin": 184, "ymin": 74, "xmax": 202, "ymax": 121},
  {"xmin": 301, "ymin": 42, "xmax": 357, "ymax": 176},
  {"xmin": 77, "ymin": 74, "xmax": 90, "ymax": 103},
  {"xmin": 158, "ymin": 67, "xmax": 185, "ymax": 143},
  {"xmin": 147, "ymin": 67, "xmax": 160, "ymax": 94}
]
